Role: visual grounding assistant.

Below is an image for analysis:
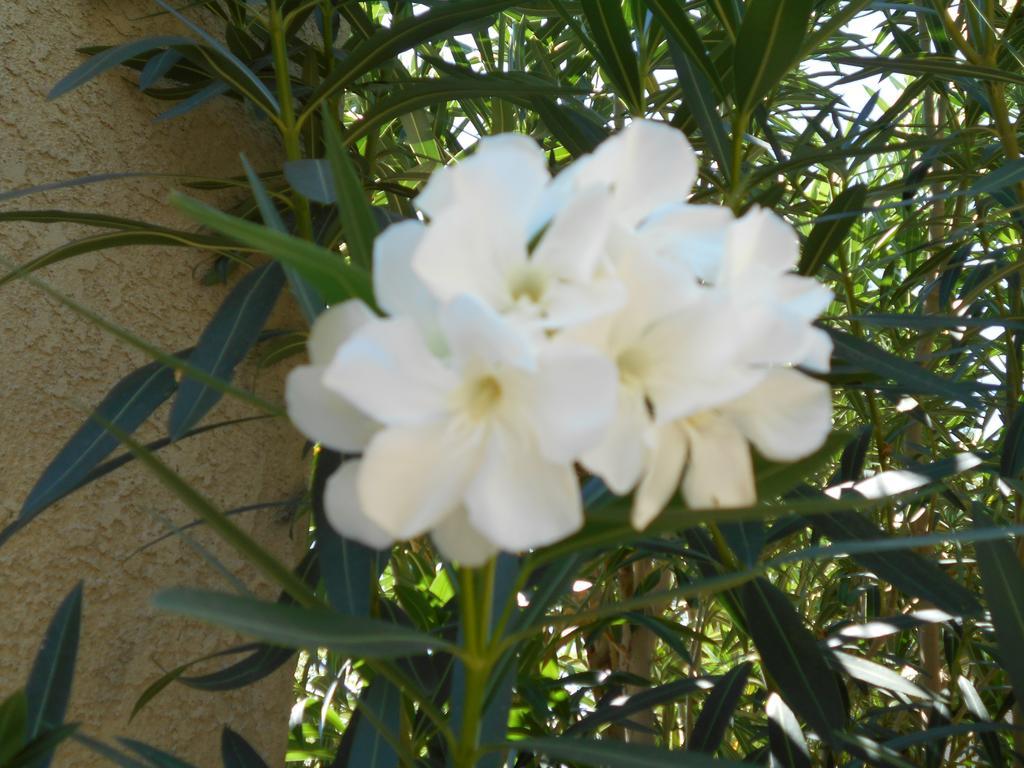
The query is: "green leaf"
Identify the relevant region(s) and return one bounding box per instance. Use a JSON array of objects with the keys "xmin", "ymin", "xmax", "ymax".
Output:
[
  {"xmin": 580, "ymin": 0, "xmax": 643, "ymax": 112},
  {"xmin": 0, "ymin": 691, "xmax": 27, "ymax": 766},
  {"xmin": 807, "ymin": 509, "xmax": 982, "ymax": 617},
  {"xmin": 738, "ymin": 578, "xmax": 846, "ymax": 739},
  {"xmin": 221, "ymin": 727, "xmax": 268, "ymax": 768},
  {"xmin": 312, "ymin": 451, "xmax": 387, "ymax": 617},
  {"xmin": 15, "ymin": 359, "xmax": 176, "ymax": 526},
  {"xmin": 0, "ymin": 229, "xmax": 232, "ymax": 289},
  {"xmin": 645, "ymin": 0, "xmax": 720, "ymax": 90},
  {"xmin": 6, "ymin": 724, "xmax": 79, "ymax": 768},
  {"xmin": 48, "ymin": 36, "xmax": 195, "ymax": 99},
  {"xmin": 798, "ymin": 184, "xmax": 868, "ymax": 276},
  {"xmin": 689, "ymin": 662, "xmax": 751, "ymax": 753},
  {"xmin": 322, "ymin": 106, "xmax": 378, "ymax": 270},
  {"xmin": 835, "ymin": 55, "xmax": 1024, "ymax": 88},
  {"xmin": 1001, "ymin": 403, "xmax": 1024, "ymax": 479},
  {"xmin": 345, "ymin": 73, "xmax": 587, "ymax": 147},
  {"xmin": 831, "ymin": 651, "xmax": 932, "ymax": 701},
  {"xmin": 567, "ymin": 677, "xmax": 716, "ymax": 736},
  {"xmin": 239, "ymin": 156, "xmax": 323, "ymax": 324},
  {"xmin": 301, "ymin": 0, "xmax": 520, "ymax": 123},
  {"xmin": 733, "ymin": 0, "xmax": 813, "ymax": 115},
  {"xmin": 117, "ymin": 738, "xmax": 197, "ymax": 768},
  {"xmin": 513, "ymin": 737, "xmax": 746, "ymax": 767},
  {"xmin": 766, "ymin": 693, "xmax": 810, "ymax": 768},
  {"xmin": 347, "ymin": 680, "xmax": 402, "ymax": 767},
  {"xmin": 669, "ymin": 43, "xmax": 730, "ymax": 176},
  {"xmin": 755, "ymin": 430, "xmax": 850, "ymax": 500},
  {"xmin": 168, "ymin": 263, "xmax": 284, "ymax": 440},
  {"xmin": 93, "ymin": 416, "xmax": 318, "ymax": 607},
  {"xmin": 975, "ymin": 519, "xmax": 1024, "ymax": 710},
  {"xmin": 153, "ymin": 588, "xmax": 455, "ymax": 658},
  {"xmin": 25, "ymin": 582, "xmax": 83, "ymax": 758},
  {"xmin": 170, "ymin": 192, "xmax": 373, "ymax": 307},
  {"xmin": 828, "ymin": 328, "xmax": 984, "ymax": 405}
]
